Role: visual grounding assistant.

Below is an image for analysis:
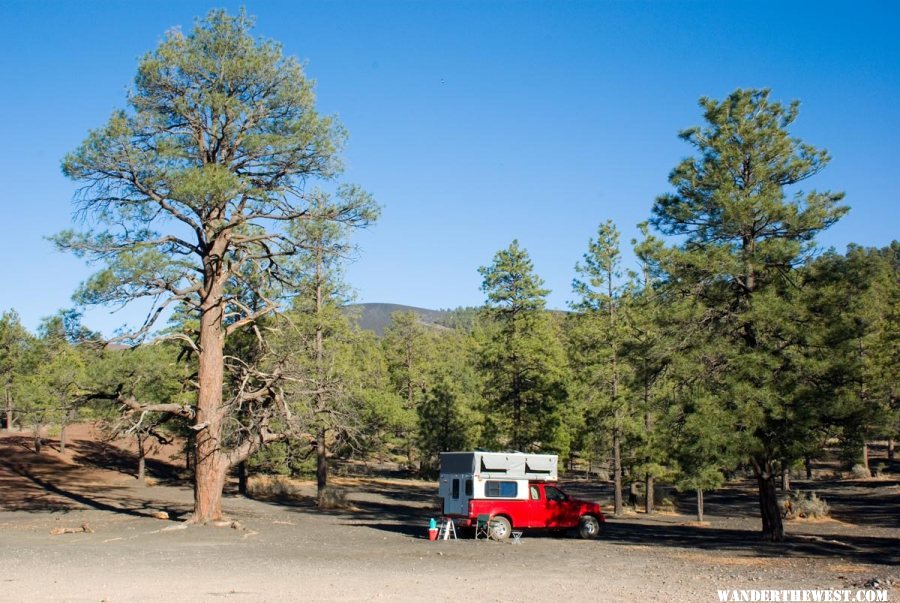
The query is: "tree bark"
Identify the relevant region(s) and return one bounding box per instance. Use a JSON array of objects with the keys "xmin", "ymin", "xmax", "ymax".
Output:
[
  {"xmin": 805, "ymin": 455, "xmax": 813, "ymax": 480},
  {"xmin": 4, "ymin": 386, "xmax": 12, "ymax": 431},
  {"xmin": 780, "ymin": 461, "xmax": 790, "ymax": 492},
  {"xmin": 889, "ymin": 439, "xmax": 895, "ymax": 462},
  {"xmin": 191, "ymin": 265, "xmax": 229, "ymax": 524},
  {"xmin": 316, "ymin": 427, "xmax": 328, "ymax": 506},
  {"xmin": 137, "ymin": 433, "xmax": 146, "ymax": 481},
  {"xmin": 238, "ymin": 461, "xmax": 248, "ymax": 497},
  {"xmin": 314, "ymin": 253, "xmax": 329, "ymax": 501},
  {"xmin": 861, "ymin": 442, "xmax": 870, "ymax": 474},
  {"xmin": 696, "ymin": 488, "xmax": 704, "ymax": 523},
  {"xmin": 612, "ymin": 430, "xmax": 623, "ymax": 515},
  {"xmin": 753, "ymin": 459, "xmax": 785, "ymax": 542},
  {"xmin": 59, "ymin": 407, "xmax": 75, "ymax": 454},
  {"xmin": 185, "ymin": 434, "xmax": 195, "ymax": 472},
  {"xmin": 644, "ymin": 410, "xmax": 654, "ymax": 514}
]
